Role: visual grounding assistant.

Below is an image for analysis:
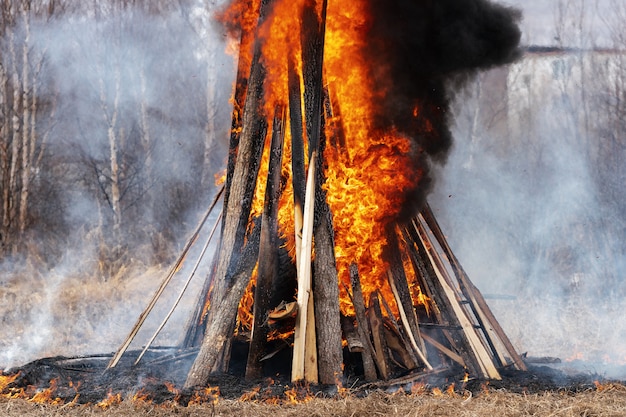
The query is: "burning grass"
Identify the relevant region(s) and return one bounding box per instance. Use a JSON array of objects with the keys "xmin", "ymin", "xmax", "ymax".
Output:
[{"xmin": 2, "ymin": 384, "xmax": 626, "ymax": 417}]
